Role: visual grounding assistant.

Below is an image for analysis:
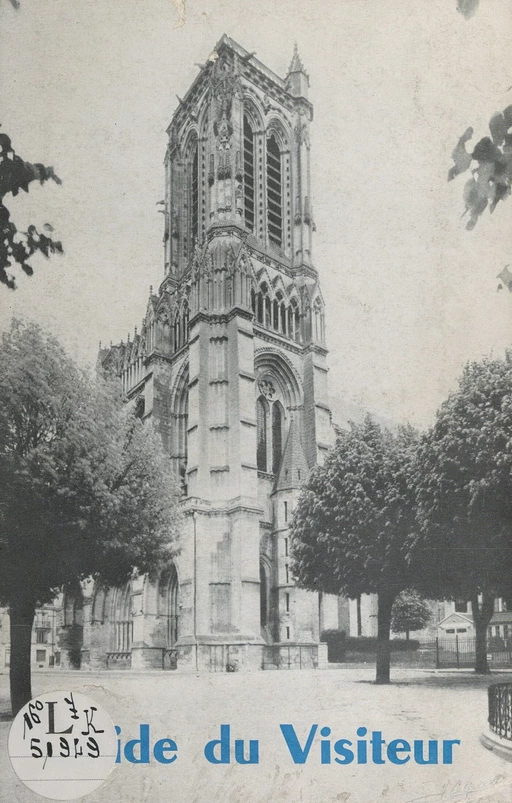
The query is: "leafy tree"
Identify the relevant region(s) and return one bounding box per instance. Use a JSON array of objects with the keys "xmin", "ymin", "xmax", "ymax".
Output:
[
  {"xmin": 1, "ymin": 1, "xmax": 63, "ymax": 289},
  {"xmin": 0, "ymin": 320, "xmax": 180, "ymax": 714},
  {"xmin": 448, "ymin": 106, "xmax": 512, "ymax": 230},
  {"xmin": 290, "ymin": 417, "xmax": 418, "ymax": 684},
  {"xmin": 413, "ymin": 356, "xmax": 512, "ymax": 673},
  {"xmin": 391, "ymin": 590, "xmax": 432, "ymax": 639},
  {"xmin": 0, "ymin": 131, "xmax": 63, "ymax": 288}
]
